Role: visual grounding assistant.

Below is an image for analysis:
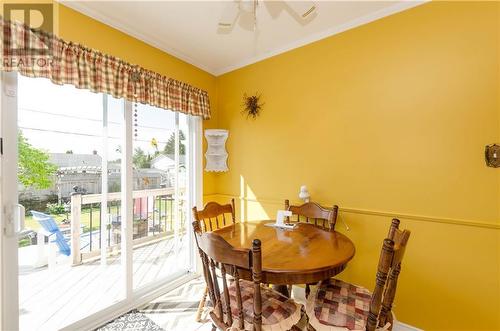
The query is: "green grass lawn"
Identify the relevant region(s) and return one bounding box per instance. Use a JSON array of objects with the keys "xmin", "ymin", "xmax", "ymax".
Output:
[
  {"xmin": 19, "ymin": 199, "xmax": 185, "ymax": 247},
  {"xmin": 23, "ymin": 198, "xmax": 177, "ymax": 232},
  {"xmin": 24, "ymin": 208, "xmax": 108, "ymax": 232},
  {"xmin": 20, "ymin": 198, "xmax": 182, "ymax": 248}
]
